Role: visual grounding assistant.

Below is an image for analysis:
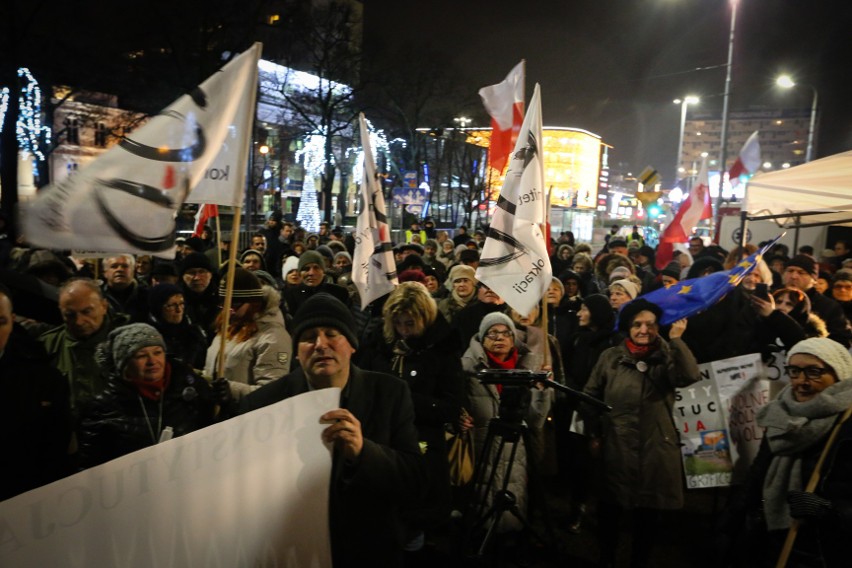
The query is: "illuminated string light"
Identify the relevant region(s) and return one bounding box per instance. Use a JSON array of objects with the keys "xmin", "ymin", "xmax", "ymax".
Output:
[
  {"xmin": 296, "ymin": 175, "xmax": 321, "ymax": 233},
  {"xmin": 15, "ymin": 68, "xmax": 51, "ymax": 161},
  {"xmin": 348, "ymin": 118, "xmax": 407, "ymax": 182}
]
